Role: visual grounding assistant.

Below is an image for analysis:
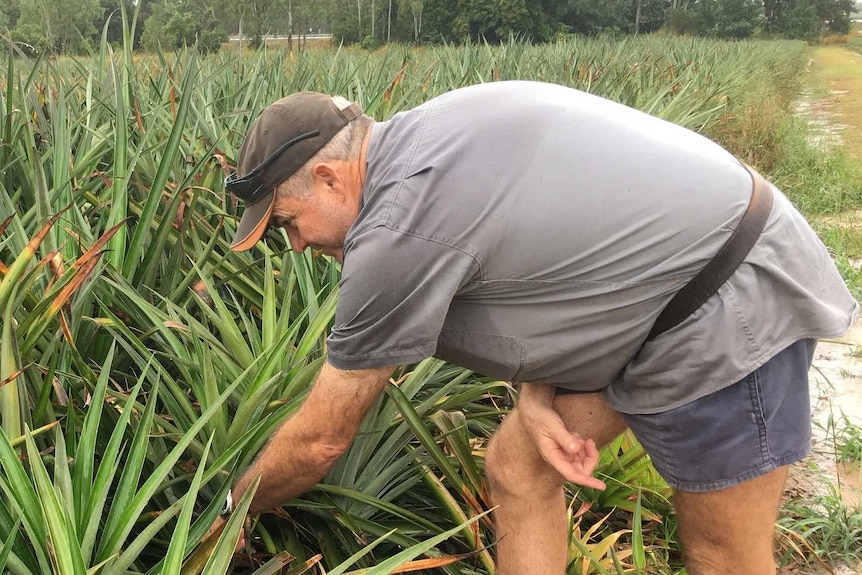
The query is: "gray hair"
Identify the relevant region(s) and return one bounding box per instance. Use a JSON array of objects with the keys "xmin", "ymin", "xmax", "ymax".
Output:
[{"xmin": 276, "ymin": 96, "xmax": 373, "ymax": 198}]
